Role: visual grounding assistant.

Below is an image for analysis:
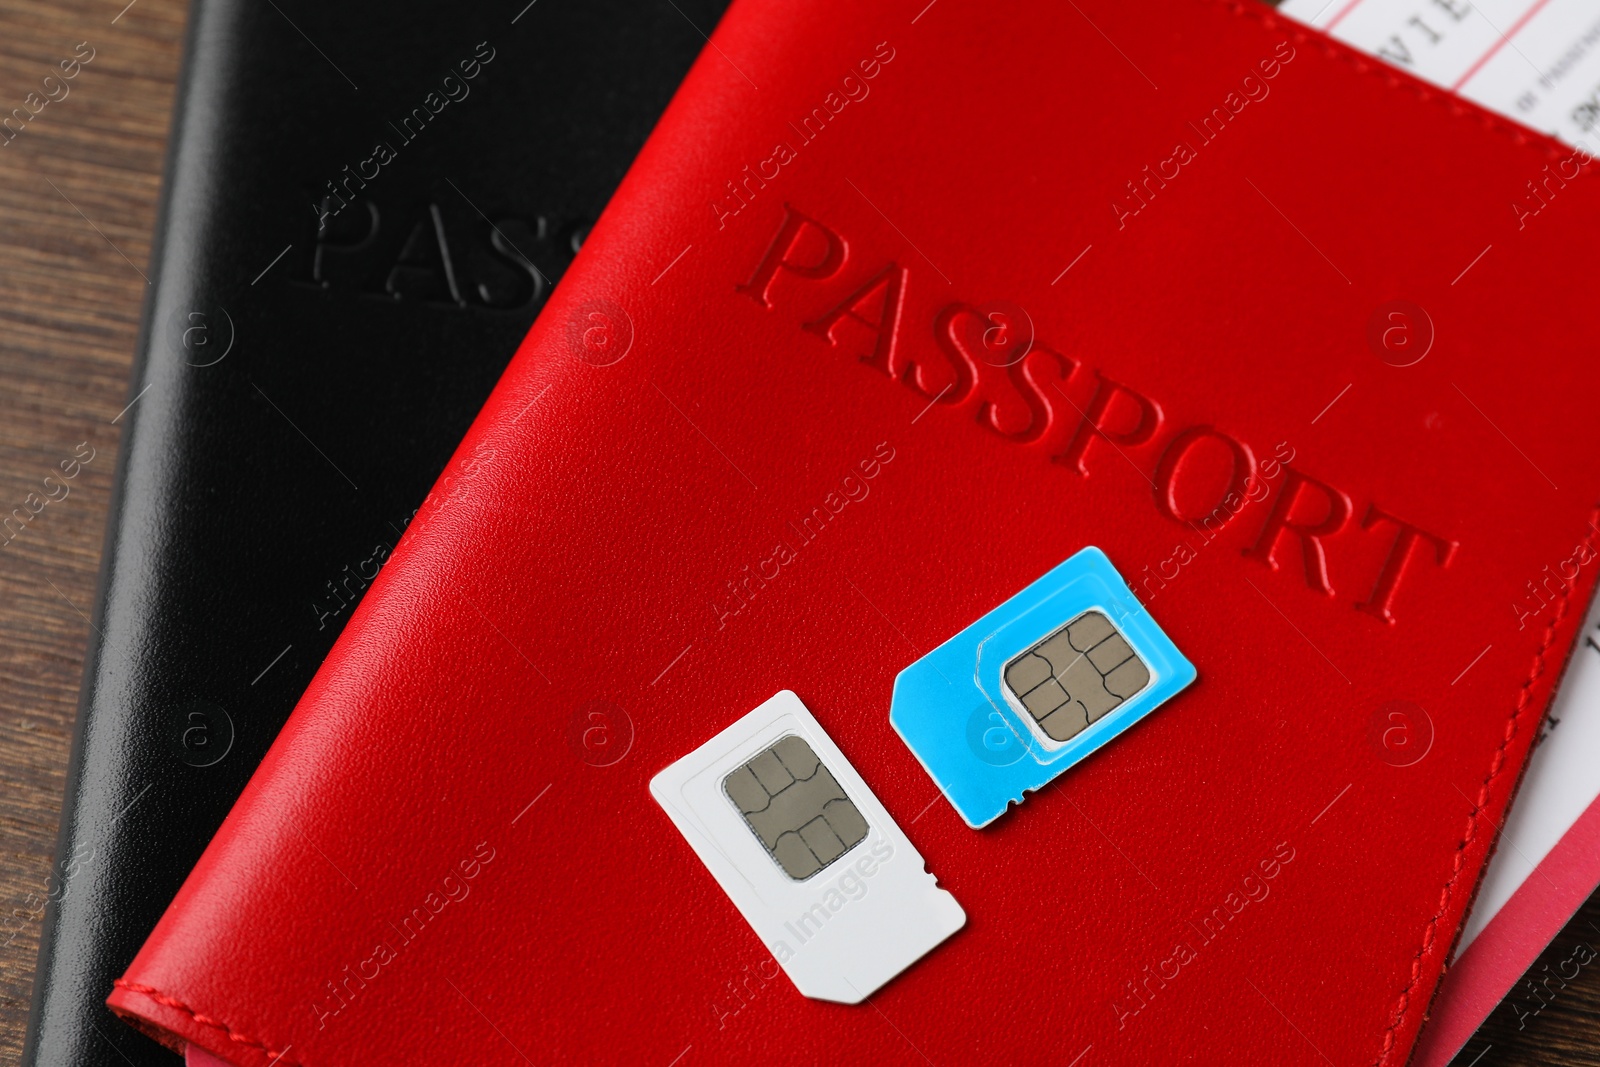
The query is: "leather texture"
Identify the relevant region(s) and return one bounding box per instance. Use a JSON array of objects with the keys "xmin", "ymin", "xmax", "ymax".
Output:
[
  {"xmin": 21, "ymin": 1, "xmax": 725, "ymax": 1065},
  {"xmin": 110, "ymin": 0, "xmax": 1600, "ymax": 1064}
]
